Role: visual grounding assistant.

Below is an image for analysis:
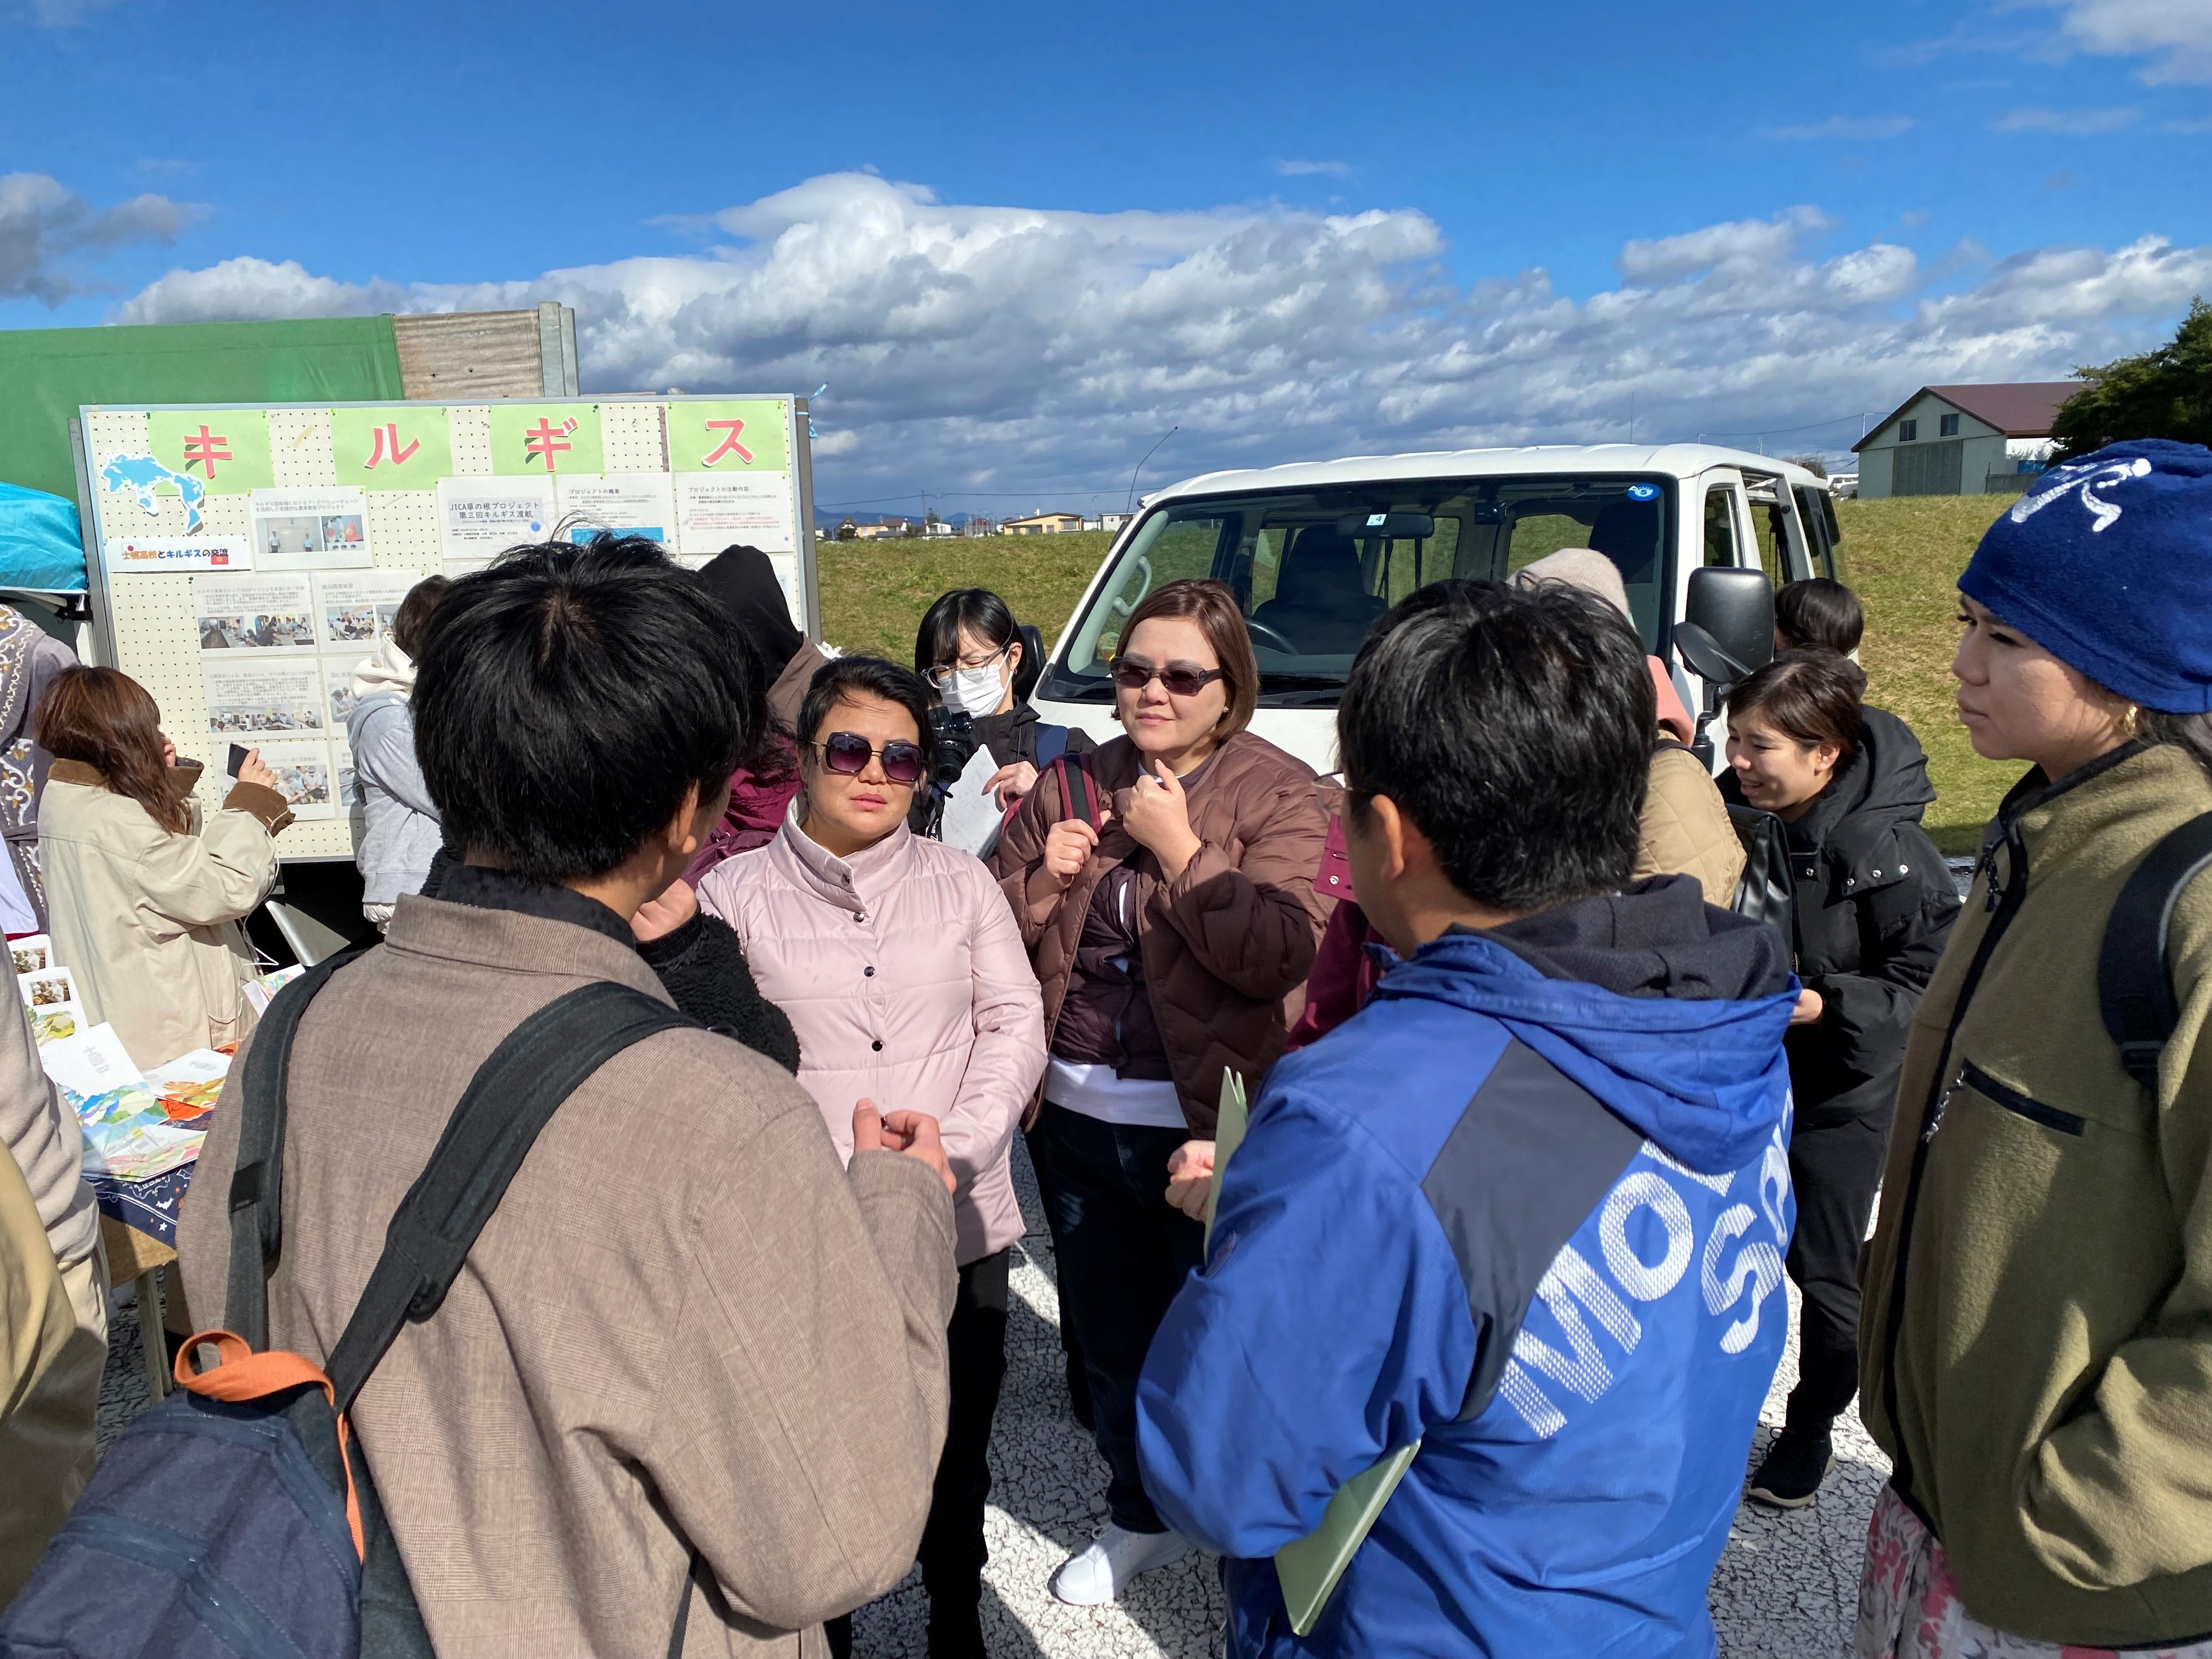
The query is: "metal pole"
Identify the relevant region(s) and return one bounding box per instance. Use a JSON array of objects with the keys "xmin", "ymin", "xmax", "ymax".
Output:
[{"xmin": 1127, "ymin": 425, "xmax": 1179, "ymax": 514}]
